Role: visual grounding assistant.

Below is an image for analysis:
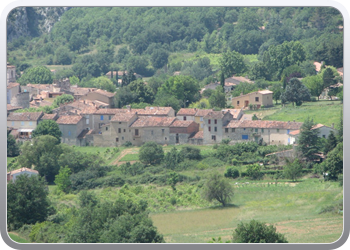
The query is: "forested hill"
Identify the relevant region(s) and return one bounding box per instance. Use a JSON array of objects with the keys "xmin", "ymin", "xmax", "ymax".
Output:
[{"xmin": 7, "ymin": 7, "xmax": 343, "ymax": 83}]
